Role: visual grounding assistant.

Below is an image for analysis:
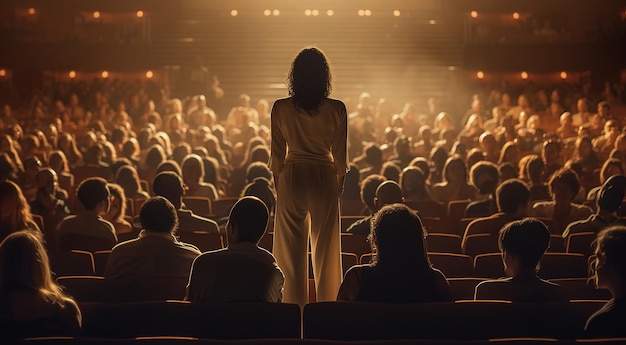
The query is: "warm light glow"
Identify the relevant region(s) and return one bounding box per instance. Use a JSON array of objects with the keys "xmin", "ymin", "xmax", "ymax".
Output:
[
  {"xmin": 136, "ymin": 10, "xmax": 144, "ymax": 18},
  {"xmin": 68, "ymin": 70, "xmax": 76, "ymax": 79},
  {"xmin": 521, "ymin": 71, "xmax": 529, "ymax": 80},
  {"xmin": 263, "ymin": 10, "xmax": 271, "ymax": 16},
  {"xmin": 327, "ymin": 10, "xmax": 334, "ymax": 17},
  {"xmin": 393, "ymin": 10, "xmax": 401, "ymax": 17},
  {"xmin": 312, "ymin": 10, "xmax": 319, "ymax": 16},
  {"xmin": 0, "ymin": 69, "xmax": 6, "ymax": 77},
  {"xmin": 101, "ymin": 71, "xmax": 109, "ymax": 79},
  {"xmin": 93, "ymin": 11, "xmax": 101, "ymax": 19},
  {"xmin": 146, "ymin": 70, "xmax": 154, "ymax": 79},
  {"xmin": 513, "ymin": 12, "xmax": 520, "ymax": 20},
  {"xmin": 27, "ymin": 8, "xmax": 36, "ymax": 16},
  {"xmin": 448, "ymin": 66, "xmax": 457, "ymax": 71},
  {"xmin": 305, "ymin": 9, "xmax": 312, "ymax": 16},
  {"xmin": 364, "ymin": 10, "xmax": 372, "ymax": 16},
  {"xmin": 560, "ymin": 71, "xmax": 568, "ymax": 80},
  {"xmin": 470, "ymin": 11, "xmax": 478, "ymax": 18},
  {"xmin": 358, "ymin": 10, "xmax": 365, "ymax": 17},
  {"xmin": 429, "ymin": 19, "xmax": 437, "ymax": 25},
  {"xmin": 273, "ymin": 9, "xmax": 280, "ymax": 16},
  {"xmin": 230, "ymin": 10, "xmax": 238, "ymax": 17},
  {"xmin": 477, "ymin": 71, "xmax": 485, "ymax": 79}
]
